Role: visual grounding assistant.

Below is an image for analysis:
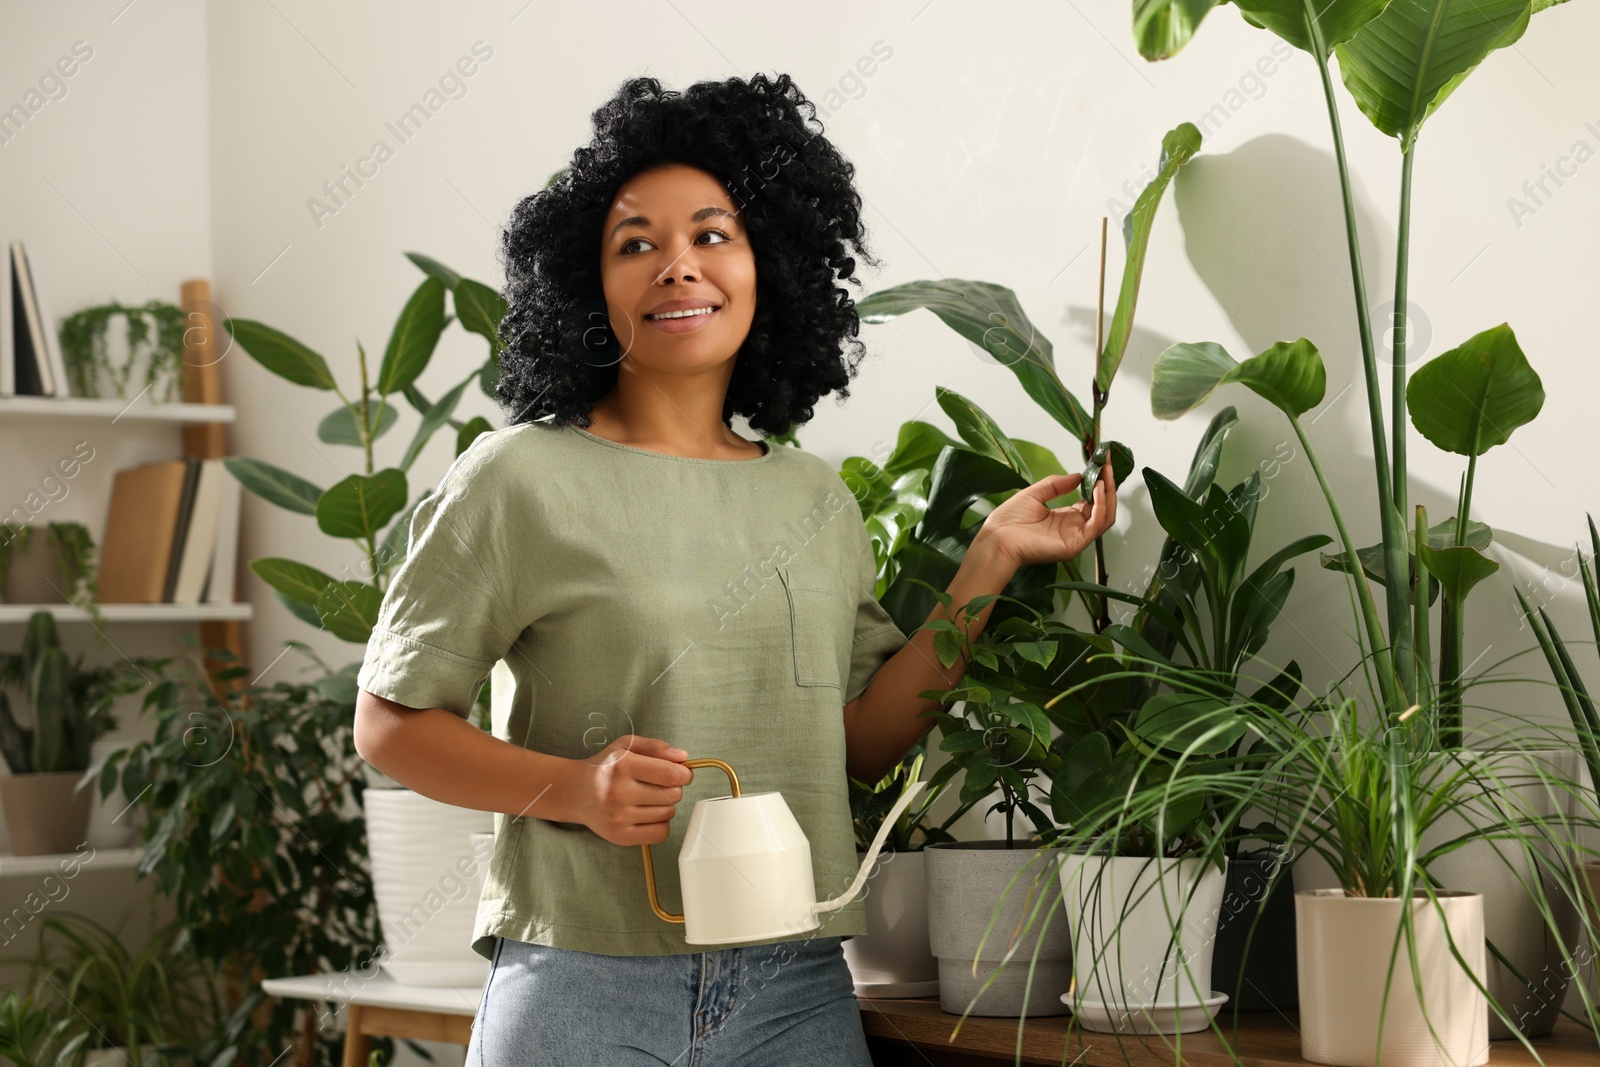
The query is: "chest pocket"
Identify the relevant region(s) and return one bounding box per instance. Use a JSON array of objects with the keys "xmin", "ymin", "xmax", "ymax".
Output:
[{"xmin": 777, "ymin": 565, "xmax": 845, "ymax": 689}]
